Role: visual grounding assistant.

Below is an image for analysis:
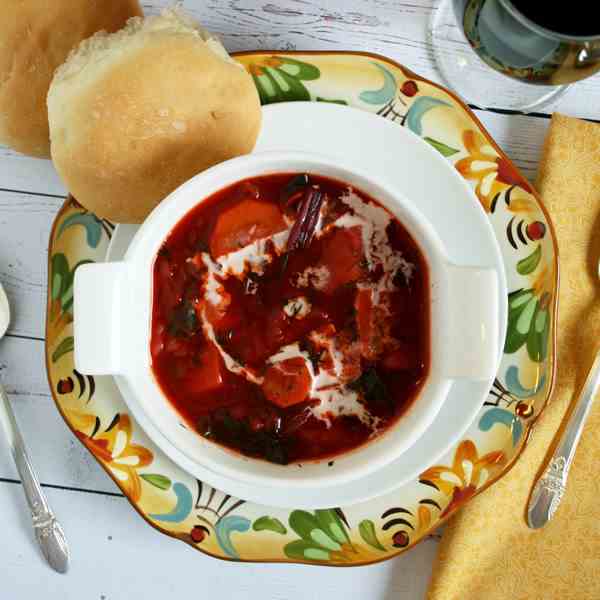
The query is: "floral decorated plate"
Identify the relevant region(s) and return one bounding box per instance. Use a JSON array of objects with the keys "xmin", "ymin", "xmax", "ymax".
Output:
[{"xmin": 46, "ymin": 51, "xmax": 558, "ymax": 565}]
